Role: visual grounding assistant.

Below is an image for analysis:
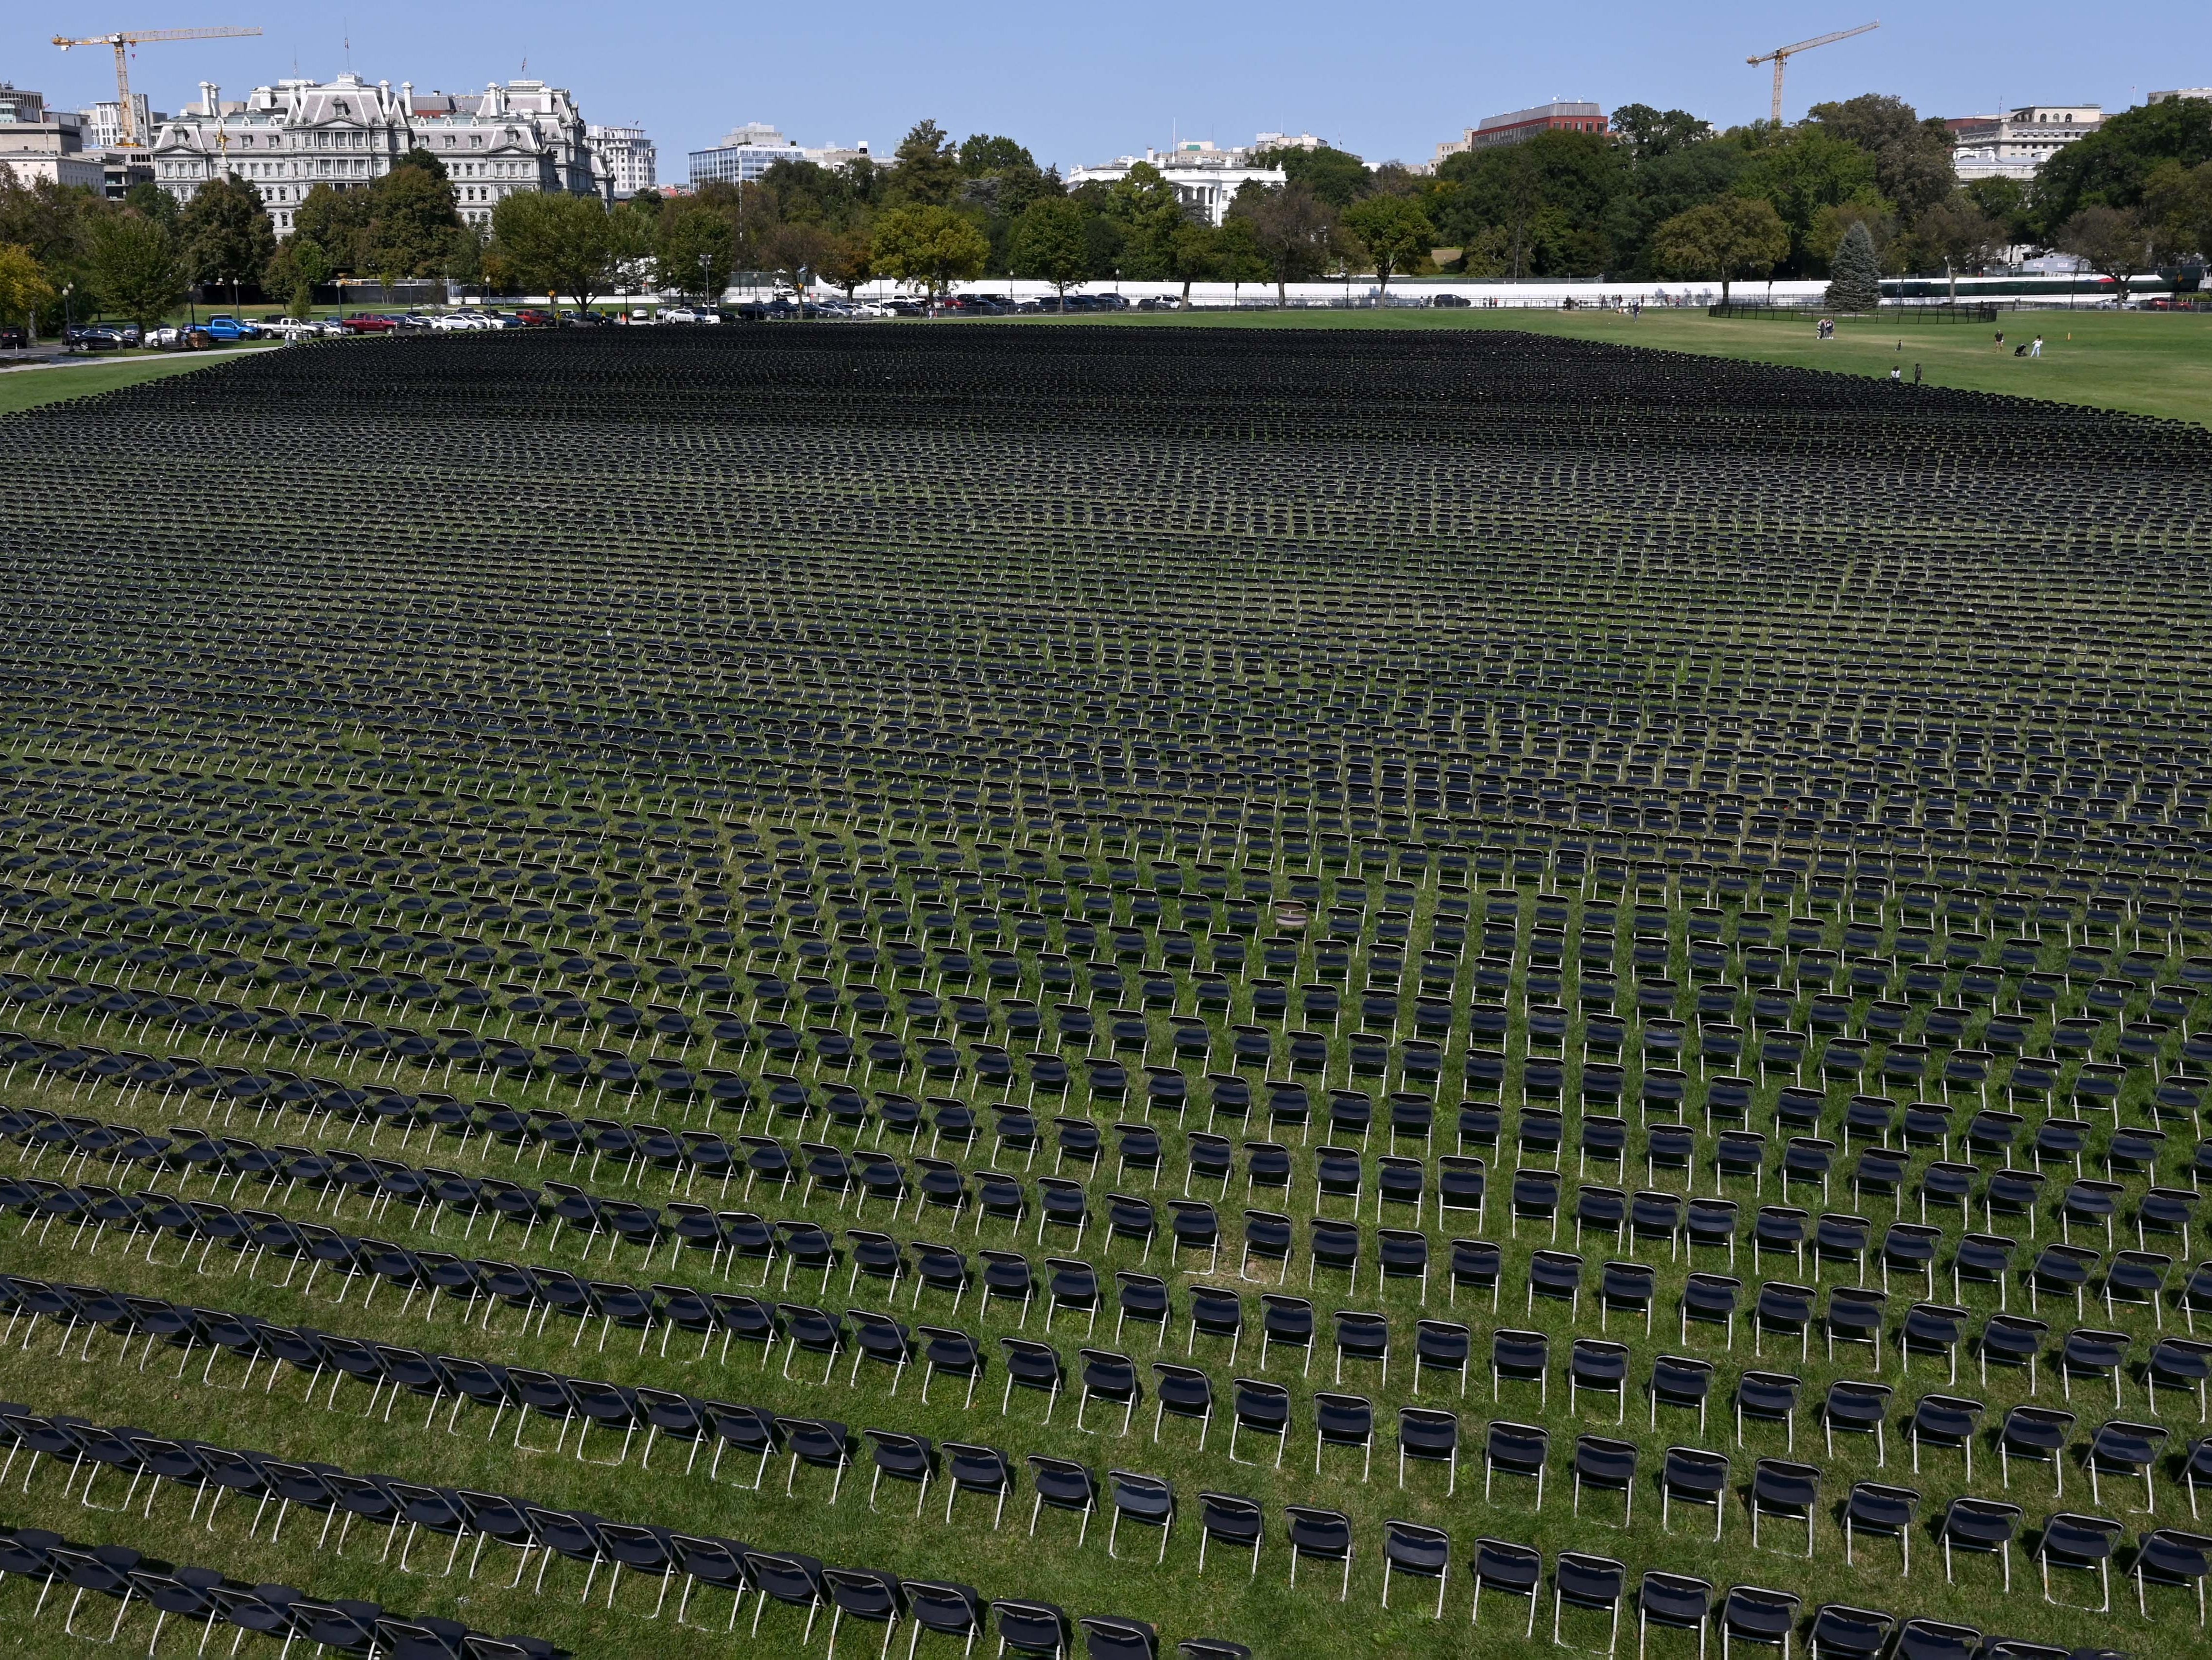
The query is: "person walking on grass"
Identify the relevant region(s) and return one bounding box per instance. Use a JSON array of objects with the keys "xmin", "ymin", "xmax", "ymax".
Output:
[{"xmin": 2030, "ymin": 335, "xmax": 2043, "ymax": 357}]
